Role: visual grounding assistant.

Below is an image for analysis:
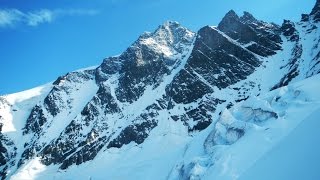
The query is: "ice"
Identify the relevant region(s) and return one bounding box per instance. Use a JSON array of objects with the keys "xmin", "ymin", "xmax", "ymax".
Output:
[{"xmin": 203, "ymin": 74, "xmax": 320, "ymax": 180}]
